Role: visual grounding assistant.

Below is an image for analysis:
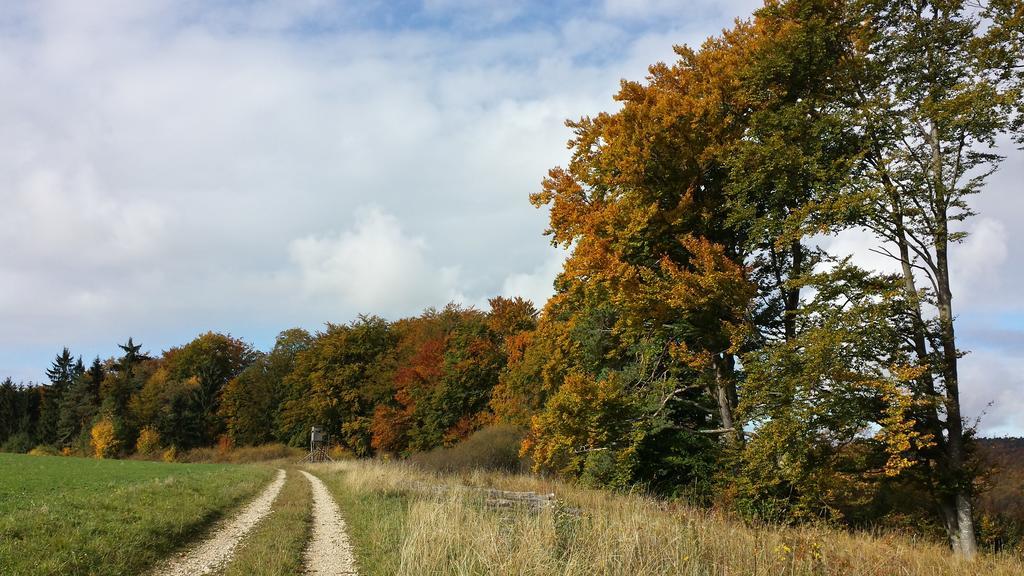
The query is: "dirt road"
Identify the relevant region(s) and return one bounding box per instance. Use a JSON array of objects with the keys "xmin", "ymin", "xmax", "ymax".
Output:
[{"xmin": 153, "ymin": 468, "xmax": 288, "ymax": 576}]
